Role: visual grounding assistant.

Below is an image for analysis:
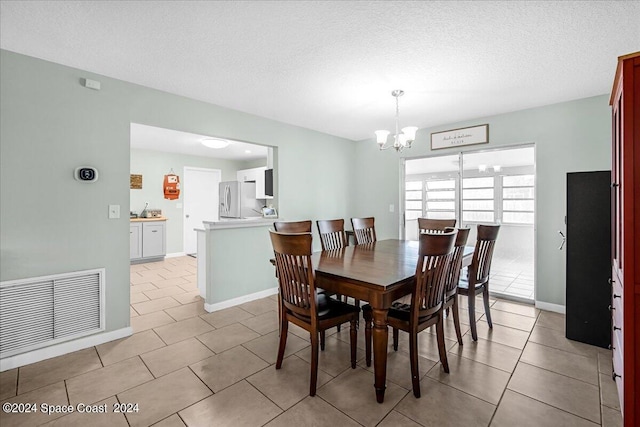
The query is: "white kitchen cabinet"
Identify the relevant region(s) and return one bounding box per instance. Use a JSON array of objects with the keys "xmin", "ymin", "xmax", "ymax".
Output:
[
  {"xmin": 130, "ymin": 222, "xmax": 142, "ymax": 259},
  {"xmin": 130, "ymin": 219, "xmax": 166, "ymax": 262},
  {"xmin": 237, "ymin": 166, "xmax": 272, "ymax": 199}
]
